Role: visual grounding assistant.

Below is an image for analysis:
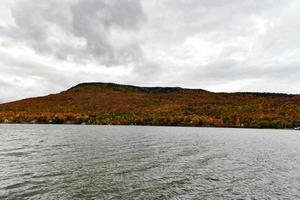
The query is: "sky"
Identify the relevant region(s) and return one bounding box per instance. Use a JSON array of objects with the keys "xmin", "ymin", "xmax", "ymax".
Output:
[{"xmin": 0, "ymin": 0, "xmax": 300, "ymax": 103}]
